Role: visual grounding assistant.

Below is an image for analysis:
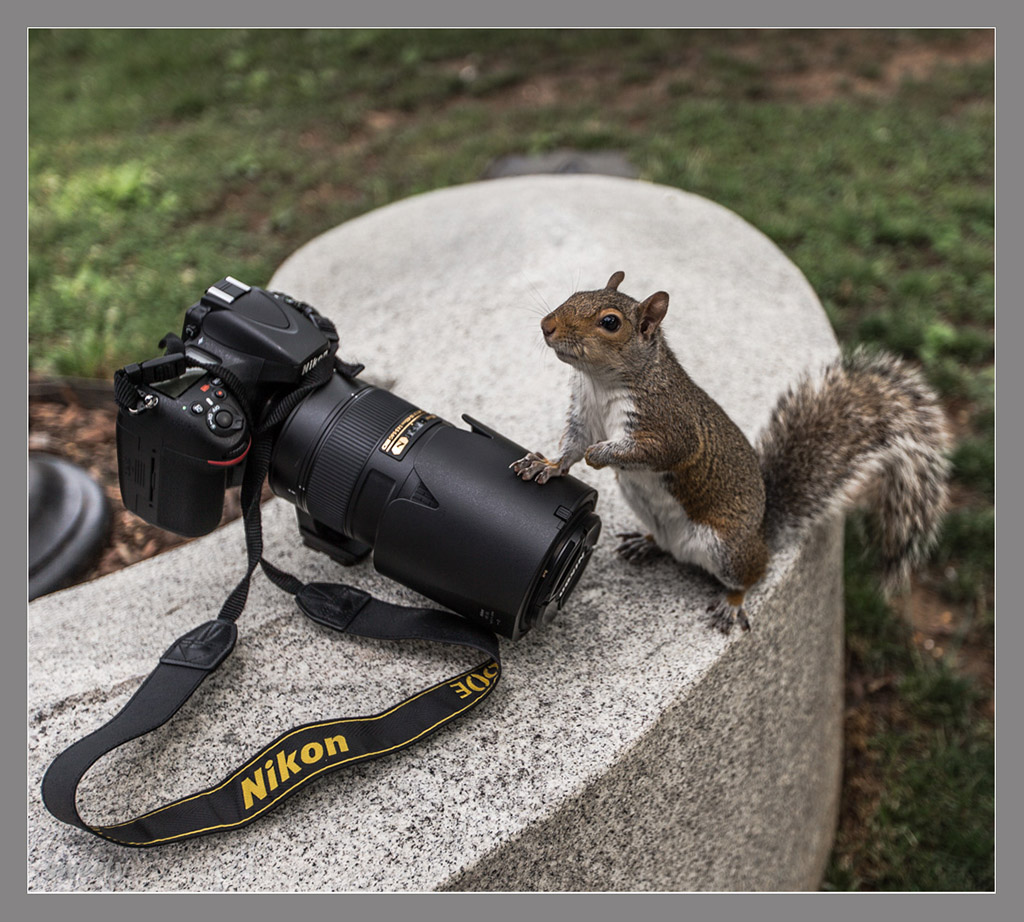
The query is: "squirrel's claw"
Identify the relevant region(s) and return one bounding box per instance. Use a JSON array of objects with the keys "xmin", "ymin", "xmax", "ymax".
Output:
[
  {"xmin": 616, "ymin": 531, "xmax": 664, "ymax": 562},
  {"xmin": 510, "ymin": 452, "xmax": 561, "ymax": 483},
  {"xmin": 705, "ymin": 599, "xmax": 751, "ymax": 634}
]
